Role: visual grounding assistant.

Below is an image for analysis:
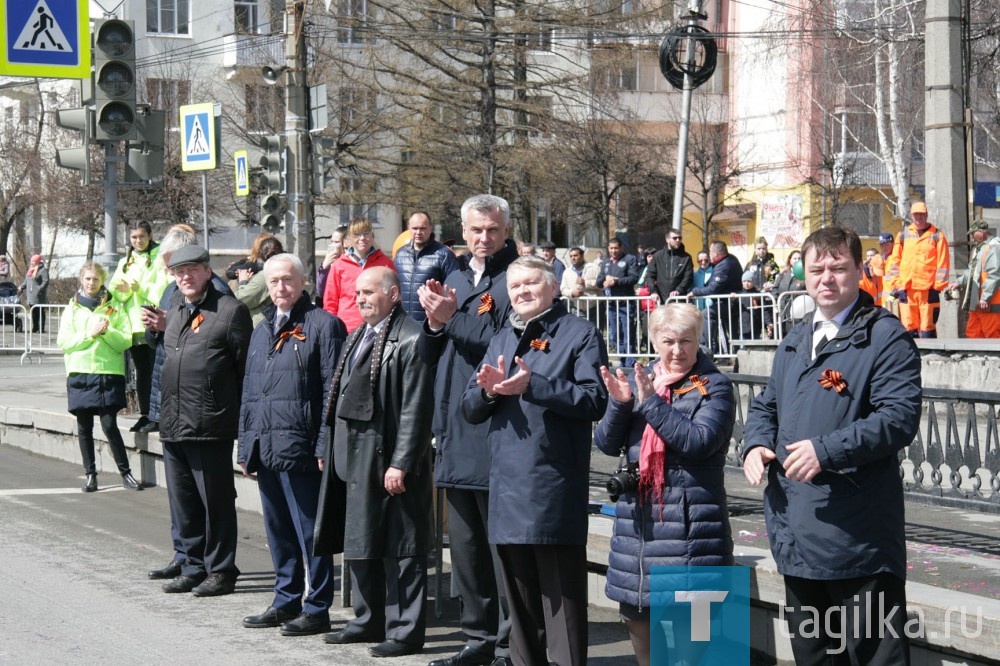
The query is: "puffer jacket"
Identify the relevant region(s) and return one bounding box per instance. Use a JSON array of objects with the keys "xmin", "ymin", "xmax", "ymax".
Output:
[
  {"xmin": 109, "ymin": 245, "xmax": 169, "ymax": 336},
  {"xmin": 393, "ymin": 239, "xmax": 458, "ymax": 322},
  {"xmin": 237, "ymin": 293, "xmax": 346, "ymax": 472},
  {"xmin": 322, "ymin": 249, "xmax": 396, "ymax": 332},
  {"xmin": 743, "ymin": 292, "xmax": 921, "ymax": 581},
  {"xmin": 159, "ymin": 282, "xmax": 252, "ymax": 443},
  {"xmin": 593, "ymin": 352, "xmax": 735, "ymax": 609}
]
